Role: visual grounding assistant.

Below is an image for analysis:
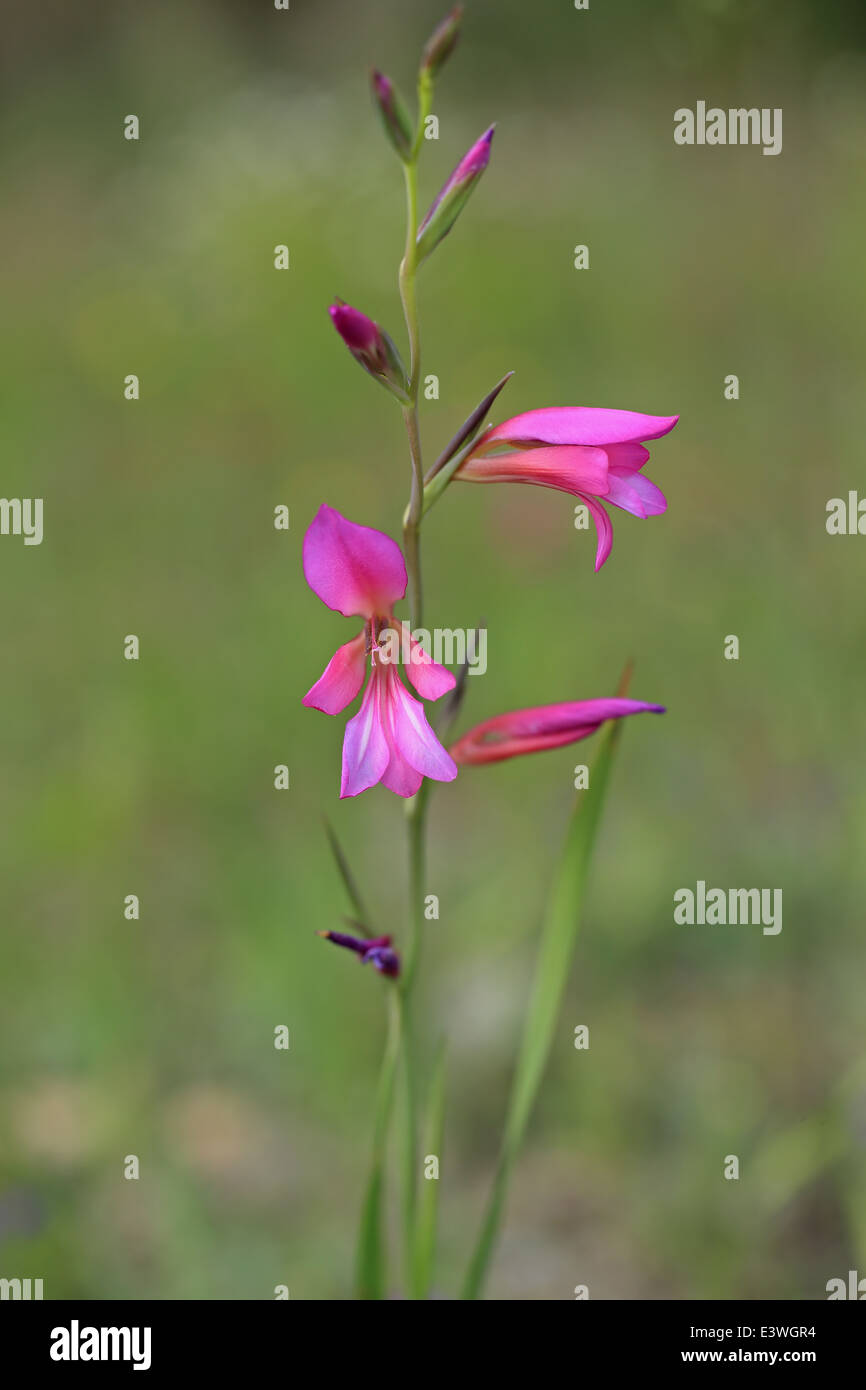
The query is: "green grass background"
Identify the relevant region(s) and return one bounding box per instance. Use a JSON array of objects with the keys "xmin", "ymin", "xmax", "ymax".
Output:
[{"xmin": 1, "ymin": 0, "xmax": 865, "ymax": 1298}]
